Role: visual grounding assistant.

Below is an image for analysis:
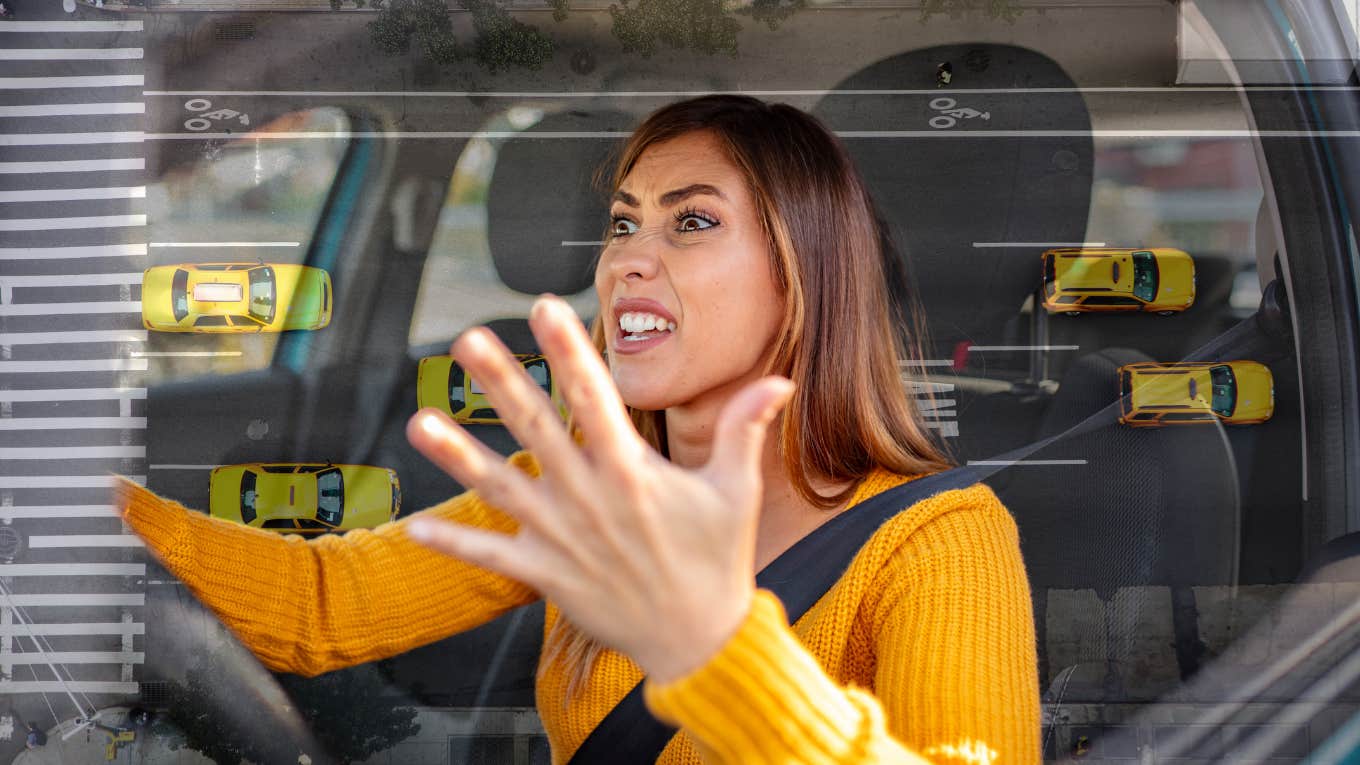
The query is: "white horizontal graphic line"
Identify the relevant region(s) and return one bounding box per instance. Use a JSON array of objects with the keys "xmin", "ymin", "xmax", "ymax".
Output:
[
  {"xmin": 0, "ymin": 476, "xmax": 145, "ymax": 489},
  {"xmin": 0, "ymin": 301, "xmax": 141, "ymax": 317},
  {"xmin": 972, "ymin": 242, "xmax": 1107, "ymax": 248},
  {"xmin": 0, "ymin": 359, "xmax": 147, "ymax": 372},
  {"xmin": 0, "ymin": 505, "xmax": 119, "ymax": 518},
  {"xmin": 0, "ymin": 331, "xmax": 146, "ymax": 345},
  {"xmin": 0, "ymin": 682, "xmax": 141, "ymax": 694},
  {"xmin": 0, "ymin": 593, "xmax": 143, "ymax": 606},
  {"xmin": 148, "ymin": 241, "xmax": 299, "ymax": 247},
  {"xmin": 0, "ymin": 243, "xmax": 146, "ymax": 260},
  {"xmin": 0, "ymin": 622, "xmax": 144, "ymax": 636},
  {"xmin": 967, "ymin": 459, "xmax": 1089, "ymax": 466},
  {"xmin": 966, "ymin": 345, "xmax": 1081, "ymax": 351},
  {"xmin": 0, "ymin": 214, "xmax": 146, "ymax": 231},
  {"xmin": 0, "ymin": 187, "xmax": 145, "ymax": 203},
  {"xmin": 140, "ymin": 85, "xmax": 1360, "ymax": 97},
  {"xmin": 0, "ymin": 564, "xmax": 145, "ymax": 577},
  {"xmin": 0, "ymin": 158, "xmax": 144, "ymax": 175},
  {"xmin": 0, "ymin": 446, "xmax": 145, "ymax": 458},
  {"xmin": 28, "ymin": 535, "xmax": 144, "ymax": 549},
  {"xmin": 0, "ymin": 75, "xmax": 143, "ymax": 90},
  {"xmin": 148, "ymin": 464, "xmax": 218, "ymax": 470},
  {"xmin": 130, "ymin": 351, "xmax": 240, "ymax": 358},
  {"xmin": 0, "ymin": 132, "xmax": 145, "ymax": 146},
  {"xmin": 0, "ymin": 48, "xmax": 143, "ymax": 61},
  {"xmin": 2, "ymin": 652, "xmax": 144, "ymax": 665},
  {"xmin": 0, "ymin": 20, "xmax": 143, "ymax": 31},
  {"xmin": 1, "ymin": 273, "xmax": 142, "ymax": 288},
  {"xmin": 0, "ymin": 102, "xmax": 144, "ymax": 118},
  {"xmin": 0, "ymin": 417, "xmax": 146, "ymax": 429},
  {"xmin": 135, "ymin": 129, "xmax": 1360, "ymax": 141}
]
